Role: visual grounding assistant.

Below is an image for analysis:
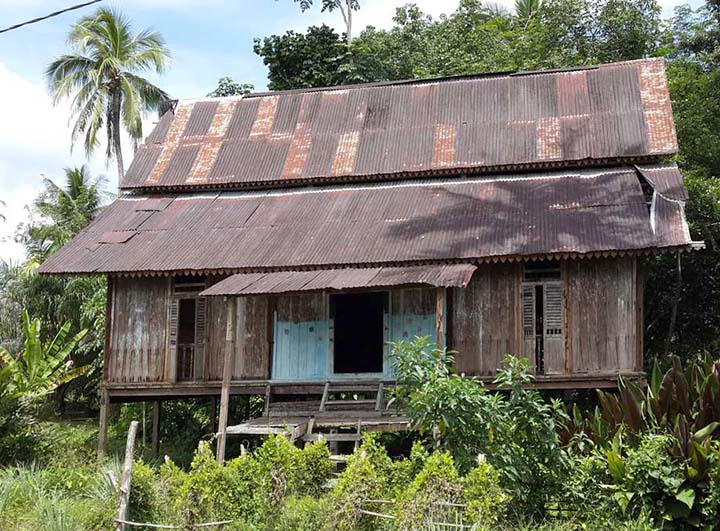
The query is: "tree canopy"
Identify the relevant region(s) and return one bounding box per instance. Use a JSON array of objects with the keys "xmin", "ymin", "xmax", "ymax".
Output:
[{"xmin": 45, "ymin": 7, "xmax": 171, "ymax": 178}]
